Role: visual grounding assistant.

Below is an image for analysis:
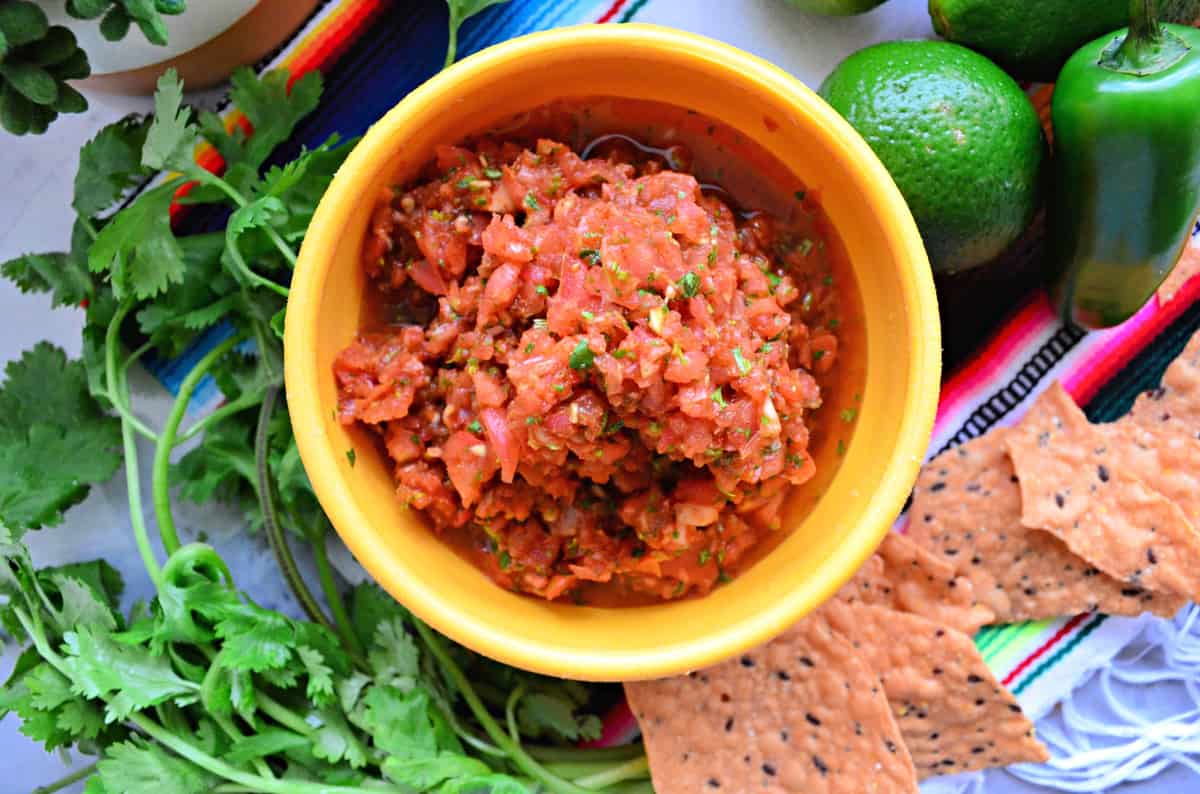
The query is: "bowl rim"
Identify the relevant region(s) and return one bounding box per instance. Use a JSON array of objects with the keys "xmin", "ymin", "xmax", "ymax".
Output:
[{"xmin": 285, "ymin": 22, "xmax": 941, "ymax": 680}]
